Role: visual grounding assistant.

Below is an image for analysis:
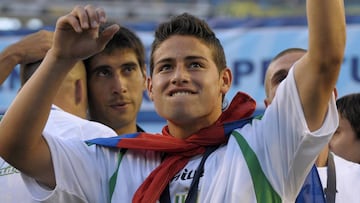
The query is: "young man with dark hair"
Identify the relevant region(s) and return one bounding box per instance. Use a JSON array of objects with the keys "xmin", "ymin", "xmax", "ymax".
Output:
[{"xmin": 84, "ymin": 24, "xmax": 147, "ymax": 134}]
